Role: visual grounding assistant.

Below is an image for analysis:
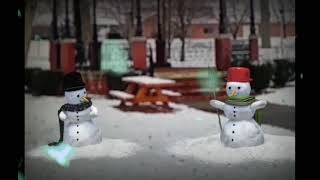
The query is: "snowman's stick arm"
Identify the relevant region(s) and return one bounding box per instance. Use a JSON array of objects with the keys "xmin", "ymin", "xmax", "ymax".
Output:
[{"xmin": 210, "ymin": 92, "xmax": 224, "ymax": 131}]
